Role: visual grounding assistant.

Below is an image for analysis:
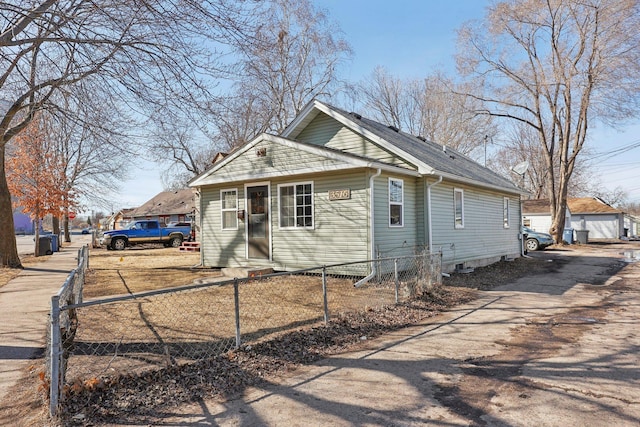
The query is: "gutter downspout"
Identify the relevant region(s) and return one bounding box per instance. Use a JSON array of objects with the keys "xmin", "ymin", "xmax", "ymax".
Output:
[
  {"xmin": 354, "ymin": 168, "xmax": 382, "ymax": 288},
  {"xmin": 427, "ymin": 175, "xmax": 443, "ymax": 251}
]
